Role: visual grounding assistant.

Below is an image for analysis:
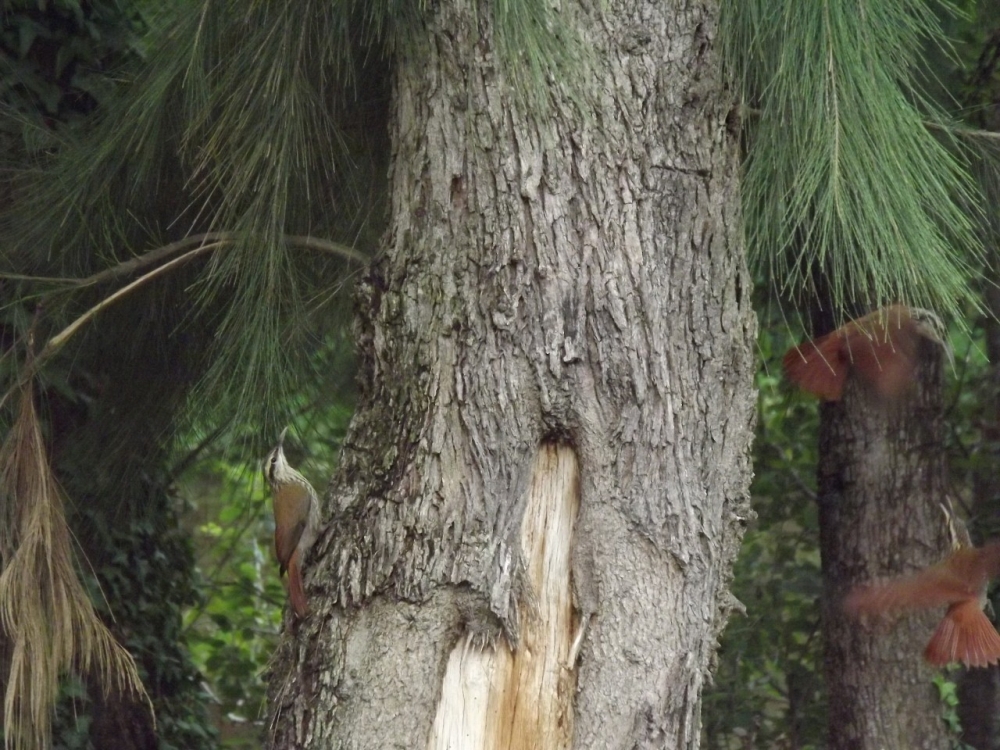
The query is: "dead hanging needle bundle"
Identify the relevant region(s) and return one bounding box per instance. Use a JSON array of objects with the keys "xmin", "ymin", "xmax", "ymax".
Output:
[{"xmin": 0, "ymin": 372, "xmax": 152, "ymax": 750}]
